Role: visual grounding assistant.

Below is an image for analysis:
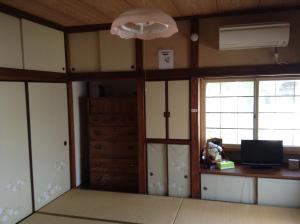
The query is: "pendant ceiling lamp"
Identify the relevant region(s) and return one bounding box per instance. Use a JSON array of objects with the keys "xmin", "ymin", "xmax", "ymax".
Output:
[{"xmin": 110, "ymin": 8, "xmax": 178, "ymax": 40}]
